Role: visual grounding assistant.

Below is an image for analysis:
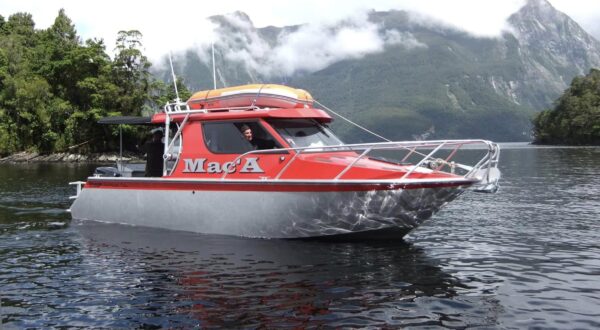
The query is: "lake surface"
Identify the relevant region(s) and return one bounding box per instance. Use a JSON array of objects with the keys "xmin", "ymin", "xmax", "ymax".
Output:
[{"xmin": 1, "ymin": 144, "xmax": 599, "ymax": 328}]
